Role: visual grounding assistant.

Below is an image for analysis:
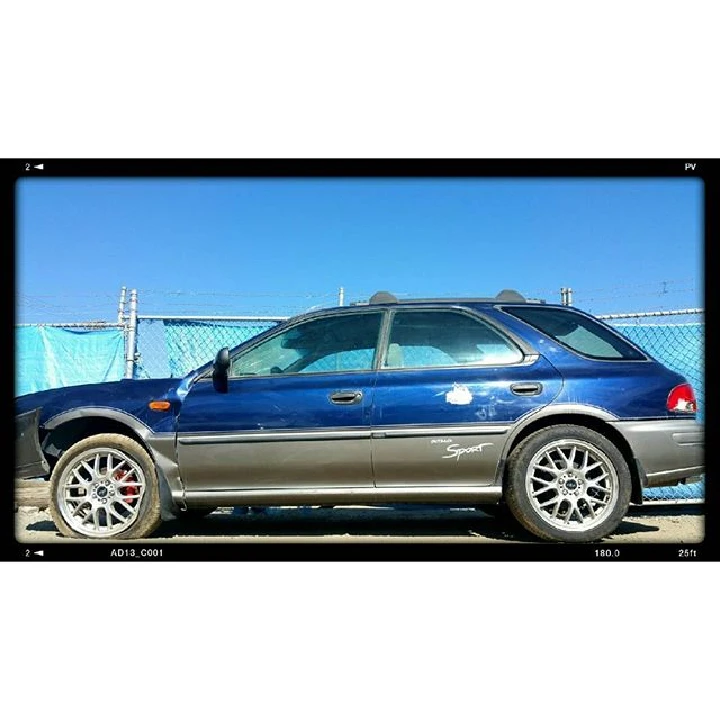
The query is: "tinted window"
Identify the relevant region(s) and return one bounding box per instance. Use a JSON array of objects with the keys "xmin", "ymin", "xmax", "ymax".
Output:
[
  {"xmin": 230, "ymin": 313, "xmax": 382, "ymax": 377},
  {"xmin": 384, "ymin": 310, "xmax": 523, "ymax": 368},
  {"xmin": 505, "ymin": 306, "xmax": 646, "ymax": 360}
]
